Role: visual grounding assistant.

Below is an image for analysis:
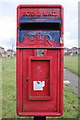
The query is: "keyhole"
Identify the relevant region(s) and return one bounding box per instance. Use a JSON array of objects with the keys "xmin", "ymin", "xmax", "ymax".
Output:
[{"xmin": 26, "ymin": 77, "xmax": 28, "ymax": 82}]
